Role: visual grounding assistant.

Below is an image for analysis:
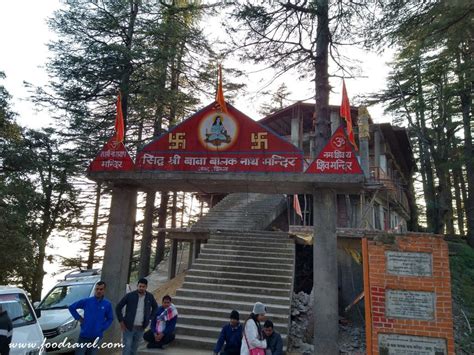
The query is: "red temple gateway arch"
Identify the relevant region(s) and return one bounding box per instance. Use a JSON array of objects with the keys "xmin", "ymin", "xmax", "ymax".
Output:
[
  {"xmin": 89, "ymin": 102, "xmax": 362, "ymax": 181},
  {"xmin": 88, "ymin": 98, "xmax": 364, "ymax": 353}
]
